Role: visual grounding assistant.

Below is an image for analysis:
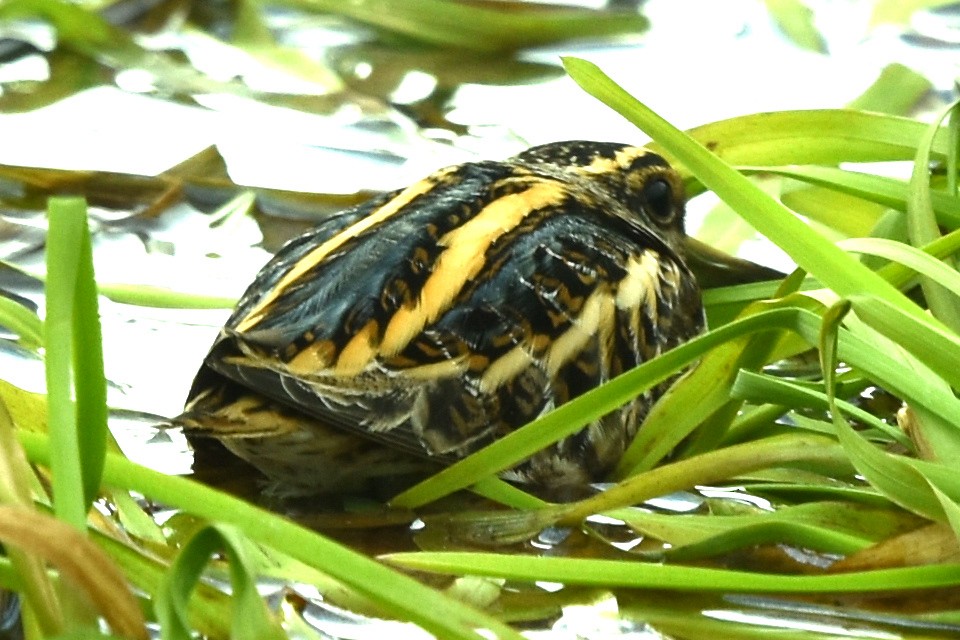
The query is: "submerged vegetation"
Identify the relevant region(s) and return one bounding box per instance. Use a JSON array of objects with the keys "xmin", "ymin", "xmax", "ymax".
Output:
[{"xmin": 0, "ymin": 1, "xmax": 958, "ymax": 638}]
